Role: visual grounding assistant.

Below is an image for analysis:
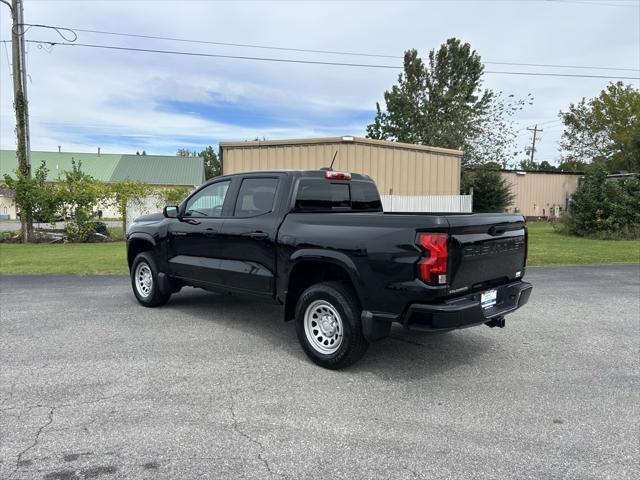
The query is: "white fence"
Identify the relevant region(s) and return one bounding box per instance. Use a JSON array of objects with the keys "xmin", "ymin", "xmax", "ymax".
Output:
[
  {"xmin": 381, "ymin": 195, "xmax": 472, "ymax": 213},
  {"xmin": 126, "ymin": 195, "xmax": 164, "ymax": 229}
]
